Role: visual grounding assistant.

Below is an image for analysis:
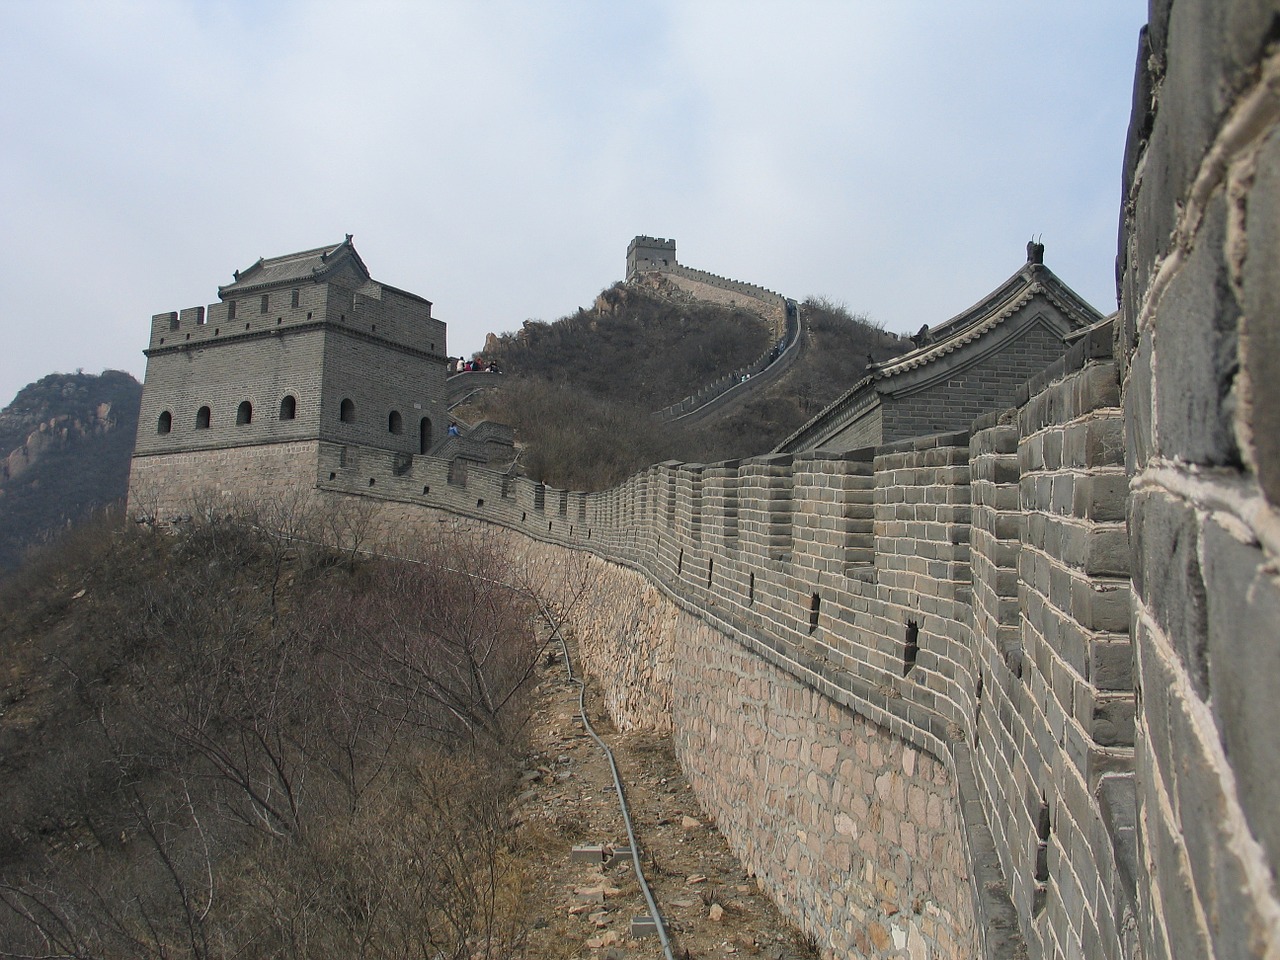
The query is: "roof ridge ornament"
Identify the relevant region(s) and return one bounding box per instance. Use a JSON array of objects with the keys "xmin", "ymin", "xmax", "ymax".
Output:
[{"xmin": 1027, "ymin": 237, "xmax": 1045, "ymax": 265}]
